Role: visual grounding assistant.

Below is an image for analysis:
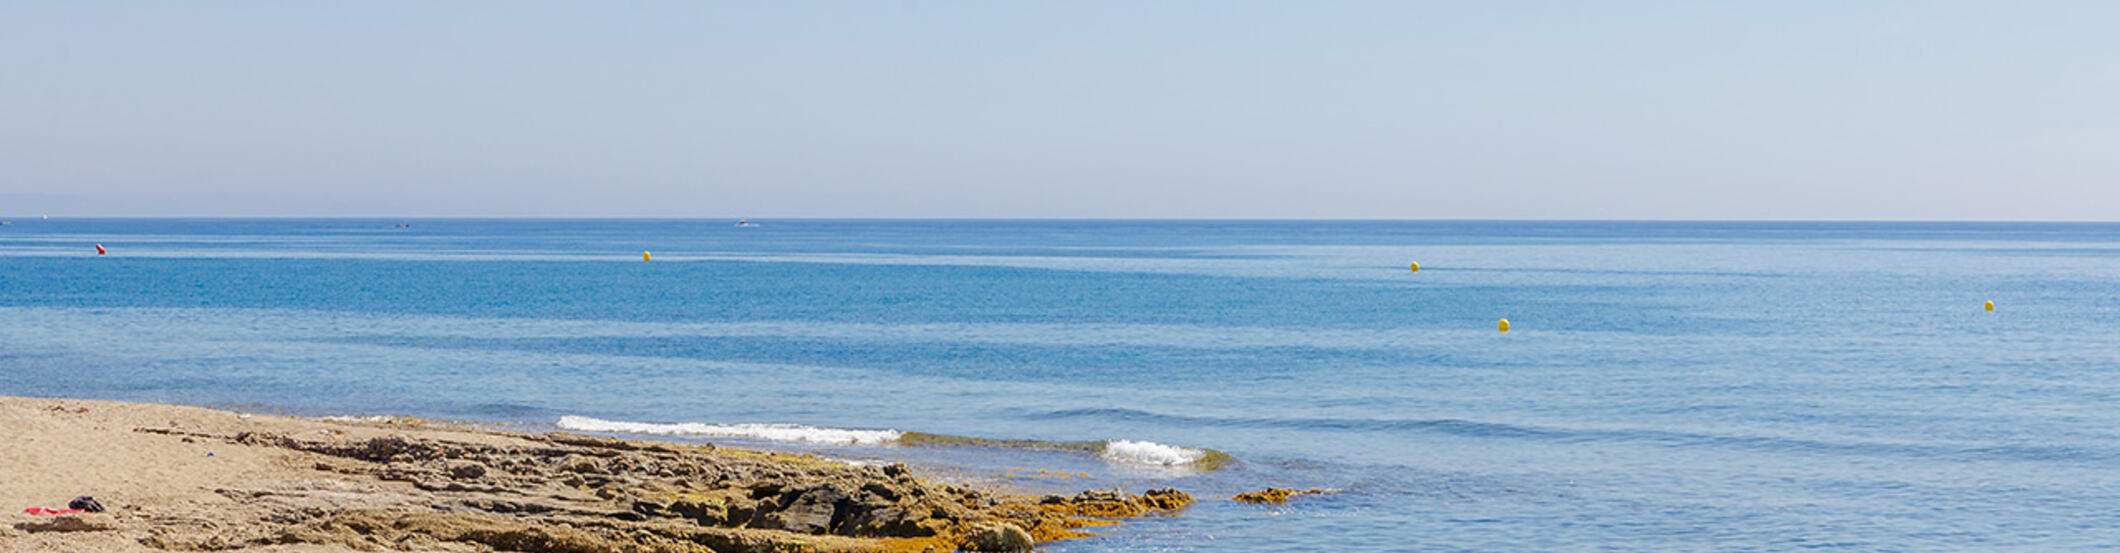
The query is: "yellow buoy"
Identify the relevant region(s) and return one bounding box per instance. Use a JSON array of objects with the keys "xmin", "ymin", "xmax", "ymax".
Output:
[
  {"xmin": 643, "ymin": 251, "xmax": 651, "ymax": 262},
  {"xmin": 1409, "ymin": 261, "xmax": 1420, "ymax": 273},
  {"xmin": 1984, "ymin": 300, "xmax": 1994, "ymax": 312},
  {"xmin": 1498, "ymin": 318, "xmax": 1511, "ymax": 333}
]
